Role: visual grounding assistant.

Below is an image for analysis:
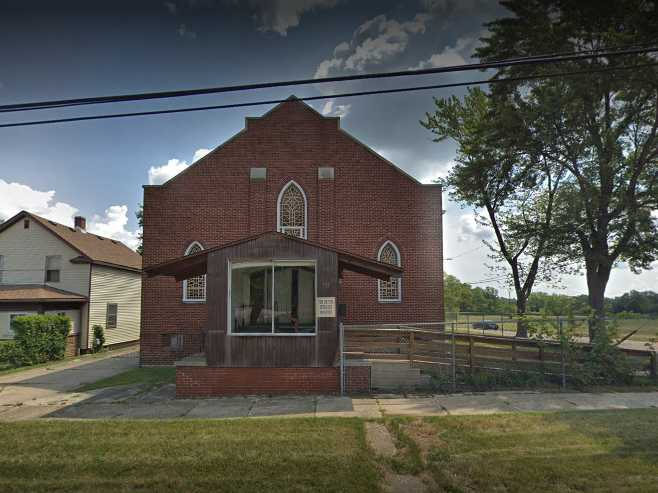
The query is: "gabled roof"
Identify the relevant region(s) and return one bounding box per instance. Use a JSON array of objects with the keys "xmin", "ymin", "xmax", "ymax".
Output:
[
  {"xmin": 0, "ymin": 211, "xmax": 142, "ymax": 272},
  {"xmin": 145, "ymin": 231, "xmax": 403, "ymax": 282},
  {"xmin": 0, "ymin": 284, "xmax": 87, "ymax": 303},
  {"xmin": 144, "ymin": 96, "xmax": 439, "ymax": 188}
]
